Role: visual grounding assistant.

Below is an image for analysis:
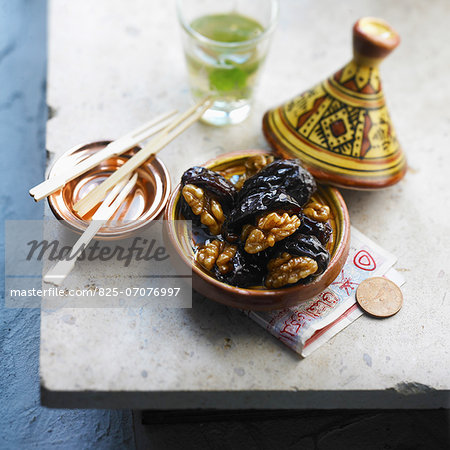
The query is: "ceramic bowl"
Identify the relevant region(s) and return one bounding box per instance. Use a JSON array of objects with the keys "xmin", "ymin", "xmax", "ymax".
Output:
[
  {"xmin": 48, "ymin": 141, "xmax": 171, "ymax": 239},
  {"xmin": 164, "ymin": 150, "xmax": 350, "ymax": 311}
]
